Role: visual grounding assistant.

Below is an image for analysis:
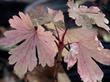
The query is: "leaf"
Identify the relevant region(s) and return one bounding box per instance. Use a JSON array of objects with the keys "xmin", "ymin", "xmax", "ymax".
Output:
[
  {"xmin": 35, "ymin": 24, "xmax": 57, "ymax": 67},
  {"xmin": 0, "ymin": 30, "xmax": 33, "ymax": 48},
  {"xmin": 64, "ymin": 43, "xmax": 78, "ymax": 70},
  {"xmin": 77, "ymin": 44, "xmax": 103, "ymax": 82},
  {"xmin": 64, "ymin": 27, "xmax": 110, "ymax": 82},
  {"xmin": 67, "ymin": 1, "xmax": 94, "ymax": 28},
  {"xmin": 0, "ymin": 12, "xmax": 57, "ymax": 77},
  {"xmin": 87, "ymin": 13, "xmax": 110, "ymax": 31},
  {"xmin": 47, "ymin": 8, "xmax": 64, "ymax": 22},
  {"xmin": 79, "ymin": 6, "xmax": 100, "ymax": 13},
  {"xmin": 67, "ymin": 27, "xmax": 98, "ymax": 43},
  {"xmin": 9, "ymin": 36, "xmax": 37, "ymax": 77},
  {"xmin": 9, "ymin": 13, "xmax": 33, "ymax": 30},
  {"xmin": 67, "ymin": 0, "xmax": 110, "ymax": 31},
  {"xmin": 26, "ymin": 5, "xmax": 51, "ymax": 25}
]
